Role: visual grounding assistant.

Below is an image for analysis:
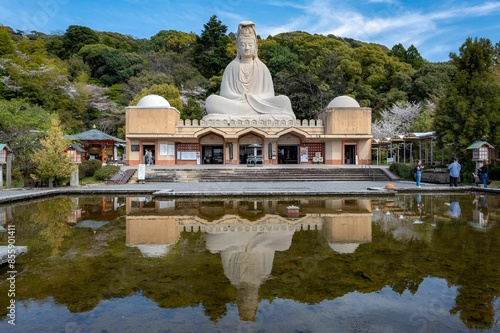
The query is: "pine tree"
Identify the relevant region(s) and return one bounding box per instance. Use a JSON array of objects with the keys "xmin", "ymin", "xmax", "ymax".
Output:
[{"xmin": 192, "ymin": 15, "xmax": 231, "ymax": 79}]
